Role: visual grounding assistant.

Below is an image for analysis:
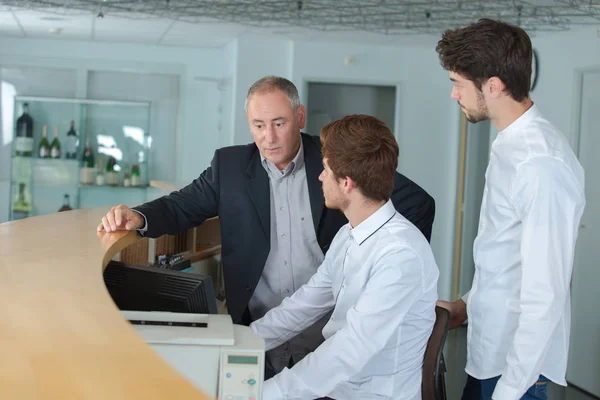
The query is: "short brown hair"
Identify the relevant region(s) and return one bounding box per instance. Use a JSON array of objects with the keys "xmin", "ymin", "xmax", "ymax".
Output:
[
  {"xmin": 321, "ymin": 115, "xmax": 398, "ymax": 202},
  {"xmin": 436, "ymin": 18, "xmax": 532, "ymax": 102}
]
